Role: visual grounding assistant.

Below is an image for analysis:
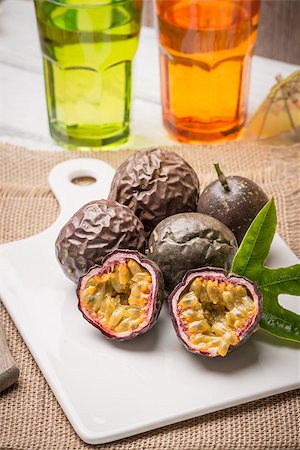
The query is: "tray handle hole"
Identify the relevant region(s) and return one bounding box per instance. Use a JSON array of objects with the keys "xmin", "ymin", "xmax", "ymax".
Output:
[{"xmin": 71, "ymin": 176, "xmax": 97, "ymax": 186}]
